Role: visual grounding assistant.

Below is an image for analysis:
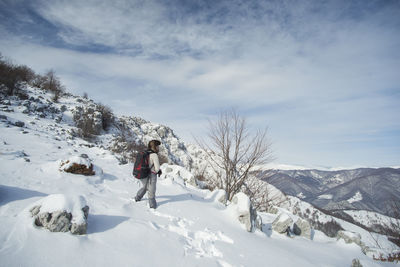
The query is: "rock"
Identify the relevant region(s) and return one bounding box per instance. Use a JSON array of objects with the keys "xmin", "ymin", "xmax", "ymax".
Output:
[
  {"xmin": 14, "ymin": 121, "xmax": 25, "ymax": 127},
  {"xmin": 0, "ymin": 114, "xmax": 7, "ymax": 120},
  {"xmin": 71, "ymin": 206, "xmax": 90, "ymax": 235},
  {"xmin": 29, "ymin": 206, "xmax": 41, "ymax": 216},
  {"xmin": 267, "ymin": 206, "xmax": 279, "ymax": 214},
  {"xmin": 351, "ymin": 258, "xmax": 363, "ymax": 267},
  {"xmin": 254, "ymin": 212, "xmax": 263, "ymax": 231},
  {"xmin": 30, "ymin": 195, "xmax": 89, "ymax": 235},
  {"xmin": 46, "ymin": 211, "xmax": 72, "ymax": 232},
  {"xmin": 63, "ymin": 163, "xmax": 95, "ymax": 175},
  {"xmin": 272, "ymin": 213, "xmax": 293, "ymax": 234},
  {"xmin": 293, "ymin": 218, "xmax": 312, "ymax": 239},
  {"xmin": 60, "ymin": 155, "xmax": 95, "ymax": 176},
  {"xmin": 293, "ymin": 223, "xmax": 301, "ymax": 235},
  {"xmin": 71, "ymin": 221, "xmax": 87, "ymax": 235},
  {"xmin": 230, "ymin": 192, "xmax": 258, "ymax": 232},
  {"xmin": 217, "ymin": 191, "xmax": 227, "ymax": 204},
  {"xmin": 337, "ymin": 230, "xmax": 362, "ymax": 246}
]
